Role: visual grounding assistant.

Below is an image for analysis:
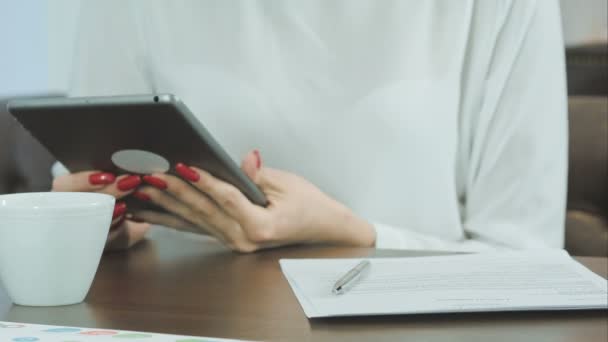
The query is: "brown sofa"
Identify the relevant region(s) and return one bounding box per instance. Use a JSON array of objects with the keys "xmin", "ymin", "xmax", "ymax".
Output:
[{"xmin": 564, "ymin": 43, "xmax": 608, "ymax": 256}]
